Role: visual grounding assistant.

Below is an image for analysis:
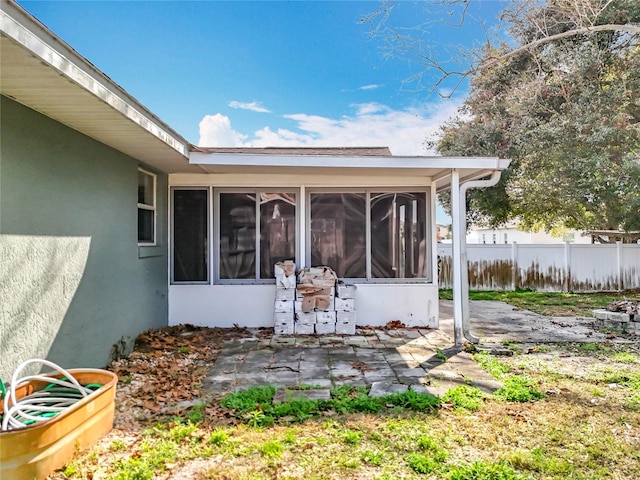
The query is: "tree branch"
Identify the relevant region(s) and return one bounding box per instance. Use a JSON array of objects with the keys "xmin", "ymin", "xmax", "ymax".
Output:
[{"xmin": 479, "ymin": 23, "xmax": 640, "ymax": 71}]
